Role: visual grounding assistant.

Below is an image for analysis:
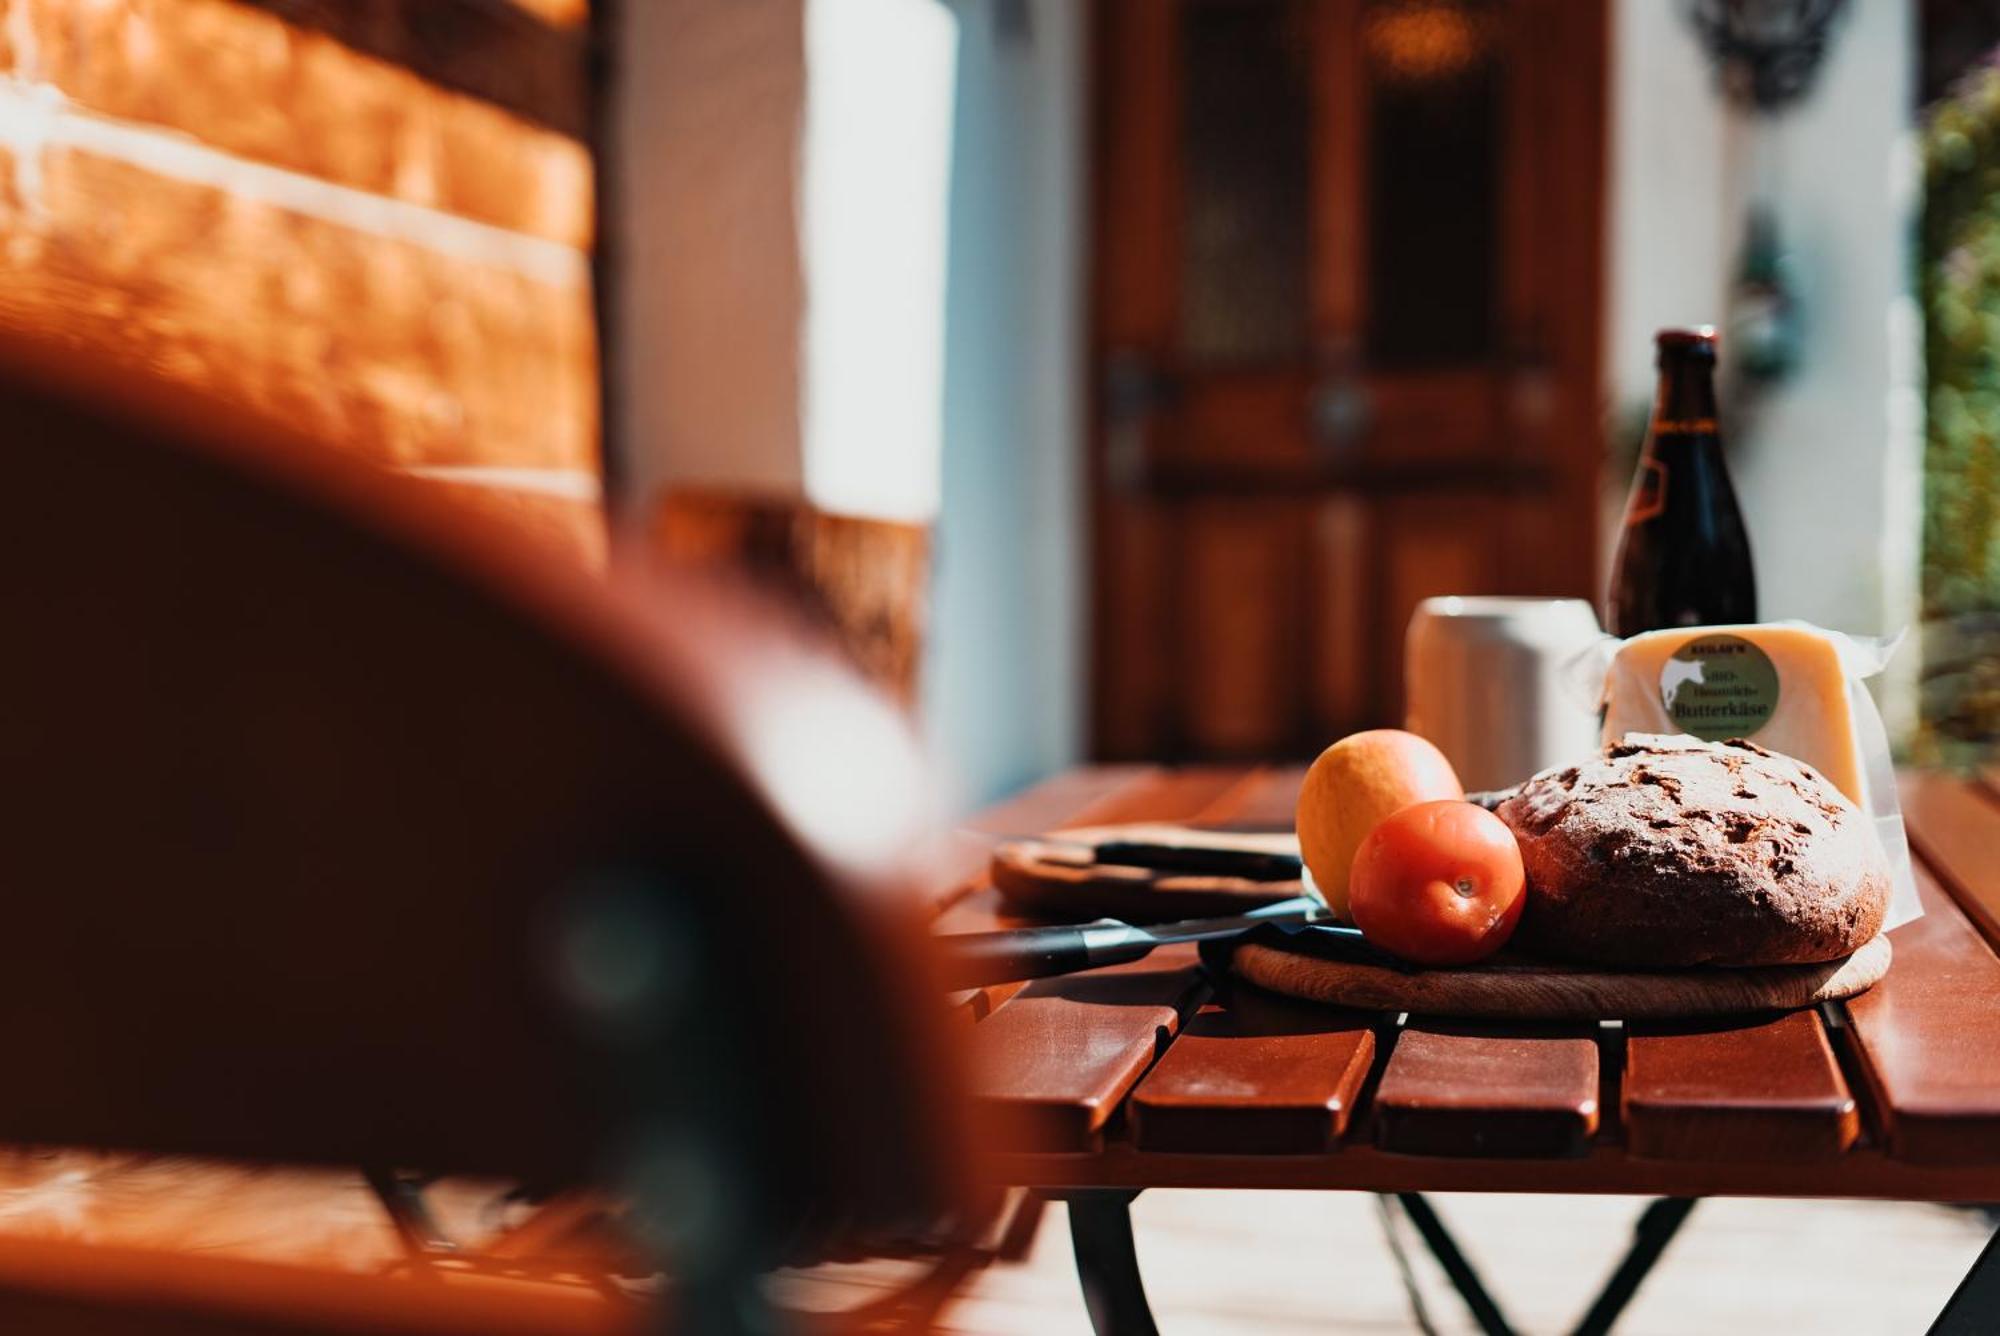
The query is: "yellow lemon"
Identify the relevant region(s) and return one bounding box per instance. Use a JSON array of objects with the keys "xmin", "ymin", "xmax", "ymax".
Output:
[{"xmin": 1296, "ymin": 729, "xmax": 1463, "ymax": 919}]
